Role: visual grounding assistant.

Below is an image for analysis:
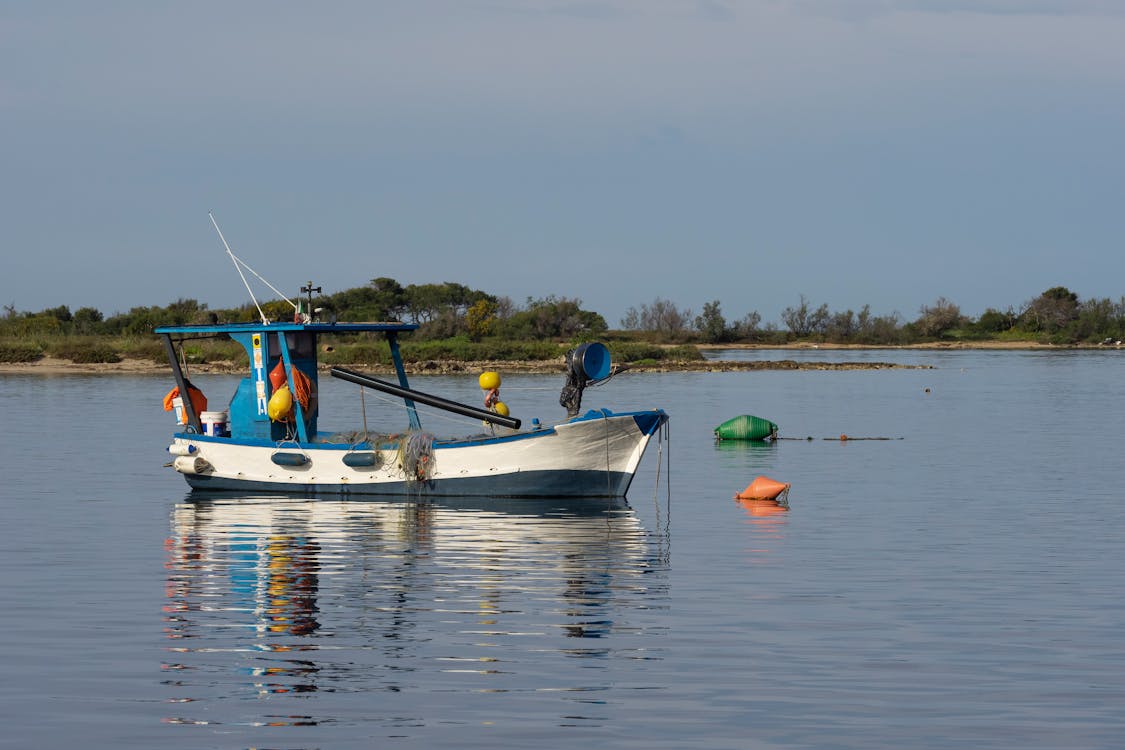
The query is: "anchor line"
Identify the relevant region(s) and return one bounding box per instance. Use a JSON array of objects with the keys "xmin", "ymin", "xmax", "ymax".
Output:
[
  {"xmin": 602, "ymin": 409, "xmax": 612, "ymax": 497},
  {"xmin": 774, "ymin": 436, "xmax": 903, "ymax": 441},
  {"xmin": 651, "ymin": 419, "xmax": 671, "ymax": 554}
]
